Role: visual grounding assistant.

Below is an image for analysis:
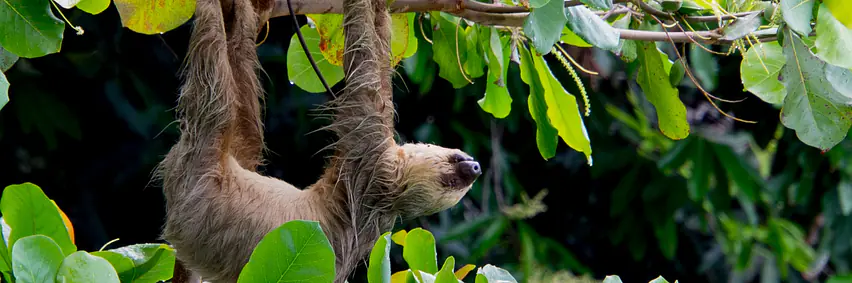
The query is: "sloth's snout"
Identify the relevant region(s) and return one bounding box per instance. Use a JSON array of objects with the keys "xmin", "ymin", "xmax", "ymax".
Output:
[{"xmin": 457, "ymin": 161, "xmax": 481, "ymax": 182}]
